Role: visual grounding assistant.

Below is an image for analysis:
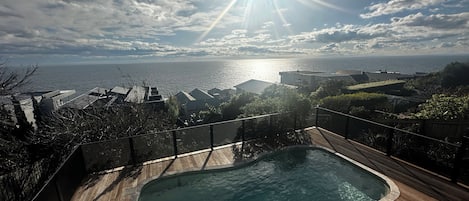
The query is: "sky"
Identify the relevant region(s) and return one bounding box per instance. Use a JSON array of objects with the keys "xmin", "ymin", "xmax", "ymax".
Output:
[{"xmin": 1, "ymin": 0, "xmax": 468, "ymax": 65}]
